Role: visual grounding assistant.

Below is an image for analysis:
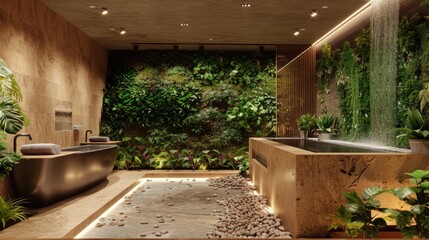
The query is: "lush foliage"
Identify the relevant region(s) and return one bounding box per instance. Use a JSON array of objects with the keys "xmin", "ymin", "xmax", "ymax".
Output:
[
  {"xmin": 0, "ymin": 58, "xmax": 27, "ymax": 178},
  {"xmin": 331, "ymin": 169, "xmax": 429, "ymax": 238},
  {"xmin": 397, "ymin": 108, "xmax": 429, "ymax": 139},
  {"xmin": 329, "ymin": 187, "xmax": 388, "ymax": 238},
  {"xmin": 102, "ymin": 51, "xmax": 276, "ymax": 170},
  {"xmin": 316, "ymin": 12, "xmax": 429, "ymax": 146},
  {"xmin": 0, "ymin": 197, "xmax": 26, "ymax": 229}
]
